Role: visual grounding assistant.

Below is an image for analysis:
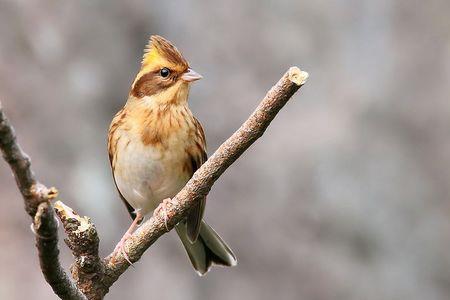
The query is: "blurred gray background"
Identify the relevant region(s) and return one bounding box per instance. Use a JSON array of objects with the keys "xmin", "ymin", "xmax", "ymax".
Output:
[{"xmin": 1, "ymin": 0, "xmax": 450, "ymax": 299}]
